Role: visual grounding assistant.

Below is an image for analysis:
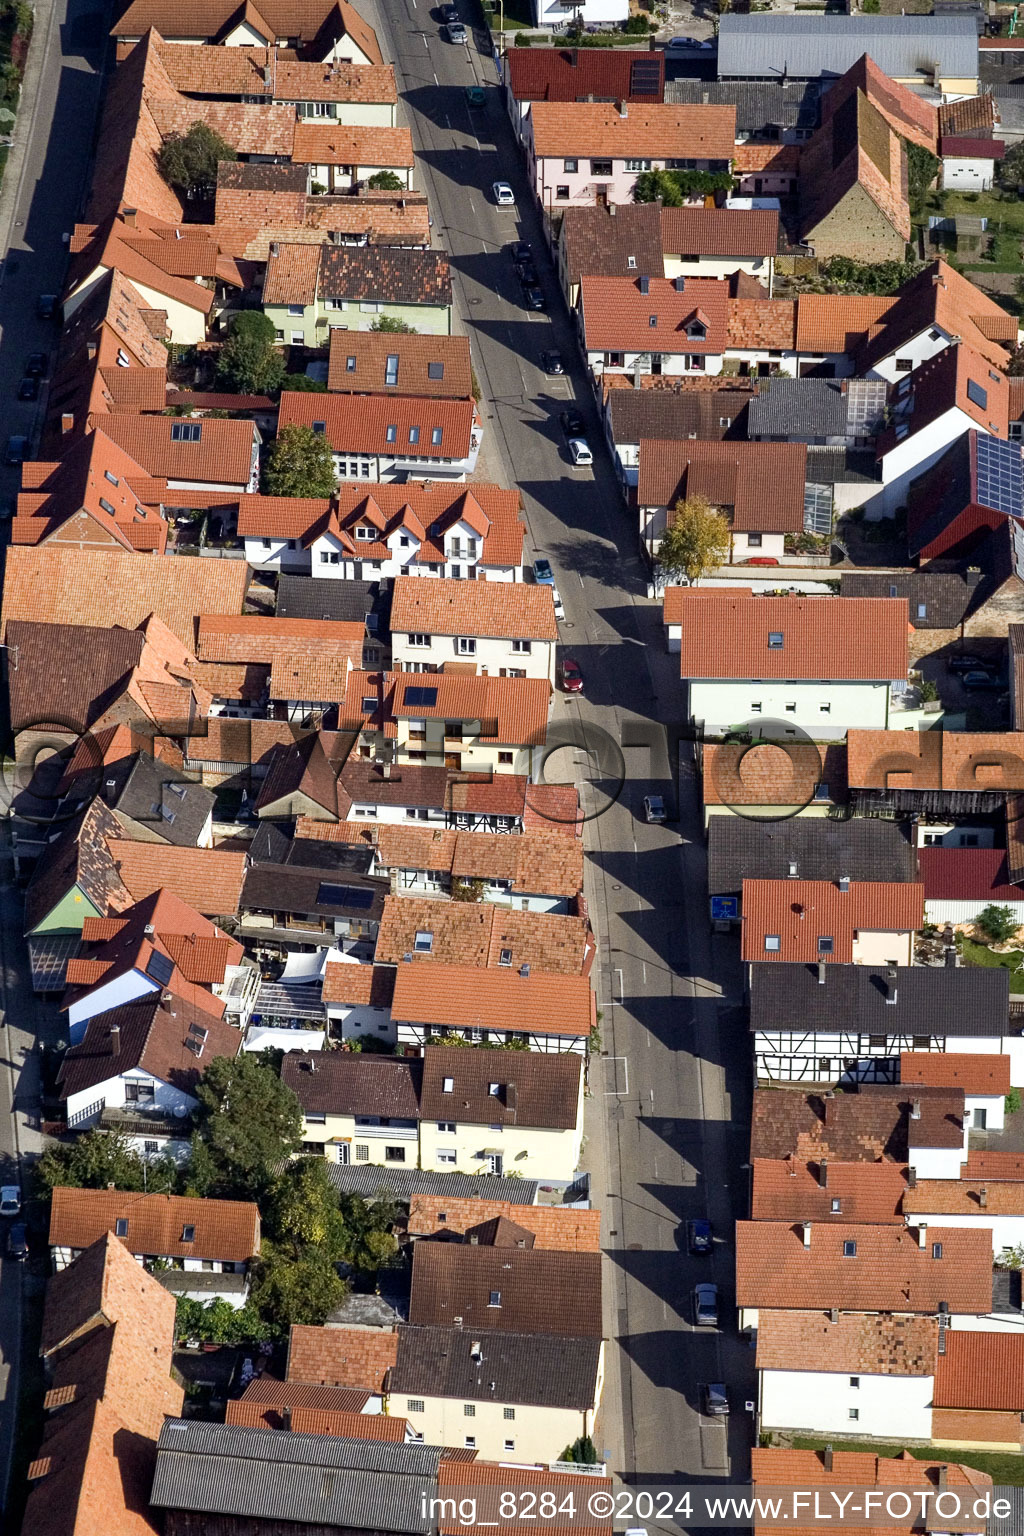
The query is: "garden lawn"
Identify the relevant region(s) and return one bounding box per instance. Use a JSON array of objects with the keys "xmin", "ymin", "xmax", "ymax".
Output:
[
  {"xmin": 960, "ymin": 938, "xmax": 1024, "ymax": 993},
  {"xmin": 791, "ymin": 1438, "xmax": 1024, "ymax": 1486}
]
